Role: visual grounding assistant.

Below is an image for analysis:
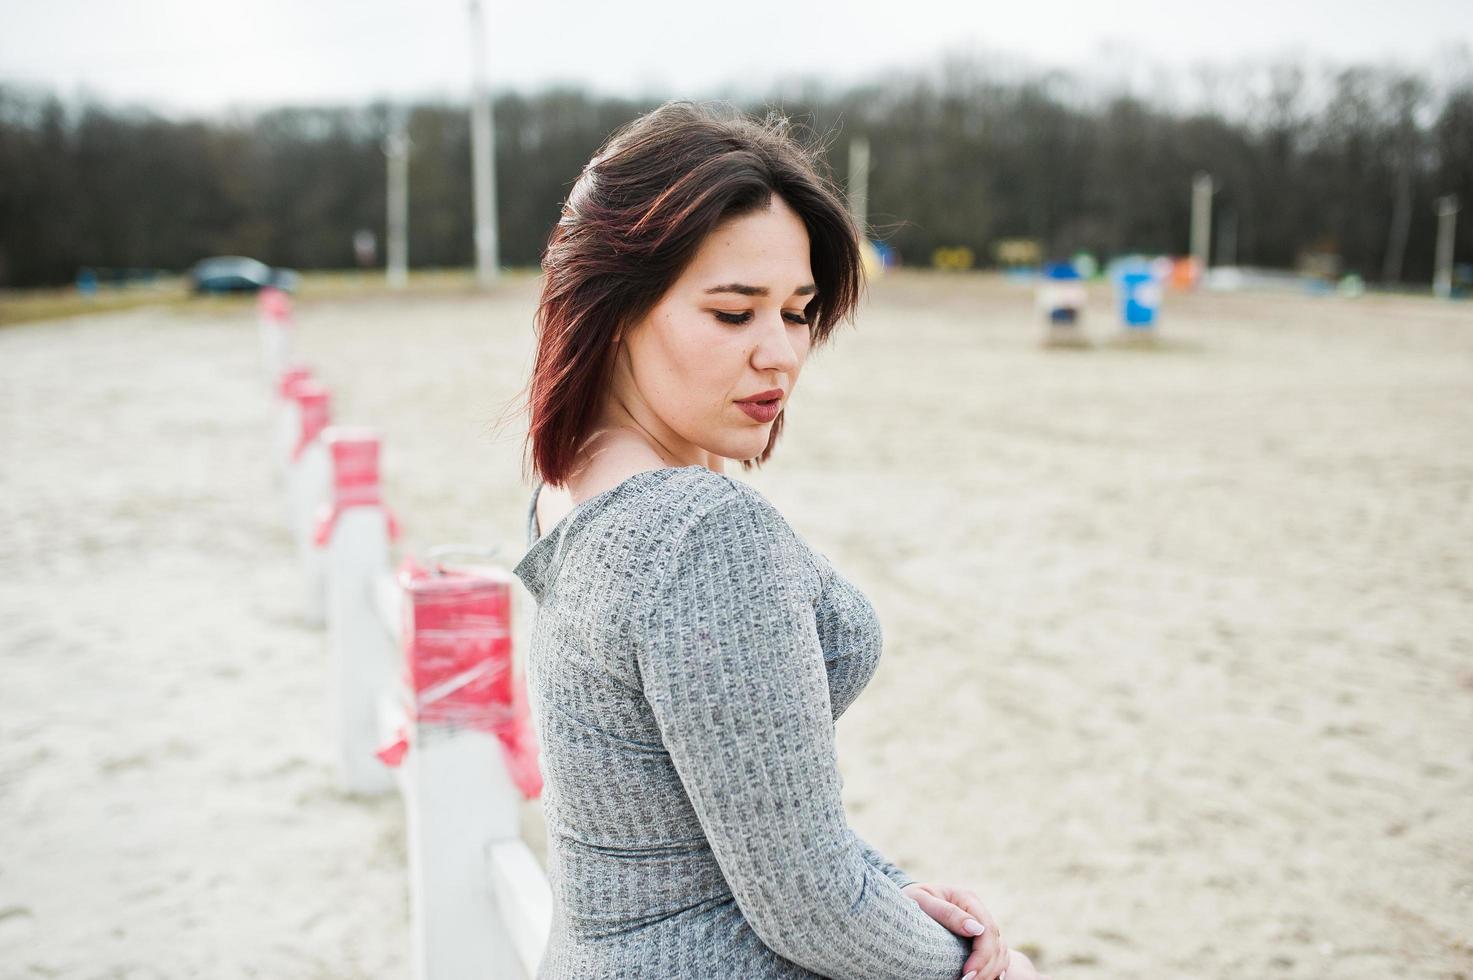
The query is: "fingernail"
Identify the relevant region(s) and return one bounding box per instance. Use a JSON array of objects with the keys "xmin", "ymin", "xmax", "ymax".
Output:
[
  {"xmin": 963, "ymin": 917, "xmax": 985, "ymax": 936},
  {"xmin": 962, "ymin": 972, "xmax": 976, "ymax": 980}
]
